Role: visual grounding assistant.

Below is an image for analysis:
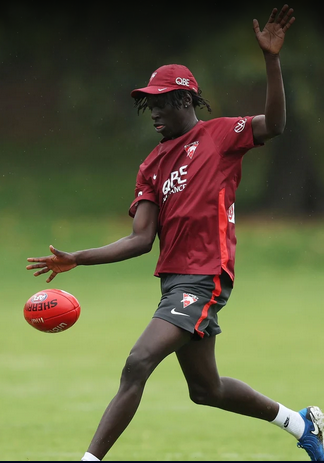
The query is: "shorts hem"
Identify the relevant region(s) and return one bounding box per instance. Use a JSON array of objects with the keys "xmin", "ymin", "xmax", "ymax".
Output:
[{"xmin": 152, "ymin": 314, "xmax": 221, "ymax": 338}]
